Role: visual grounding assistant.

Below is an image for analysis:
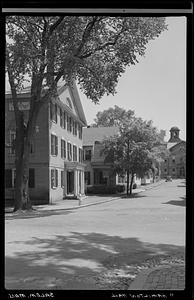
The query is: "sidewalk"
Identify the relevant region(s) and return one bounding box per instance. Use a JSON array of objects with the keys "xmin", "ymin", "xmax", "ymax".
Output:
[
  {"xmin": 5, "ymin": 180, "xmax": 165, "ymax": 214},
  {"xmin": 129, "ymin": 264, "xmax": 185, "ymax": 290}
]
